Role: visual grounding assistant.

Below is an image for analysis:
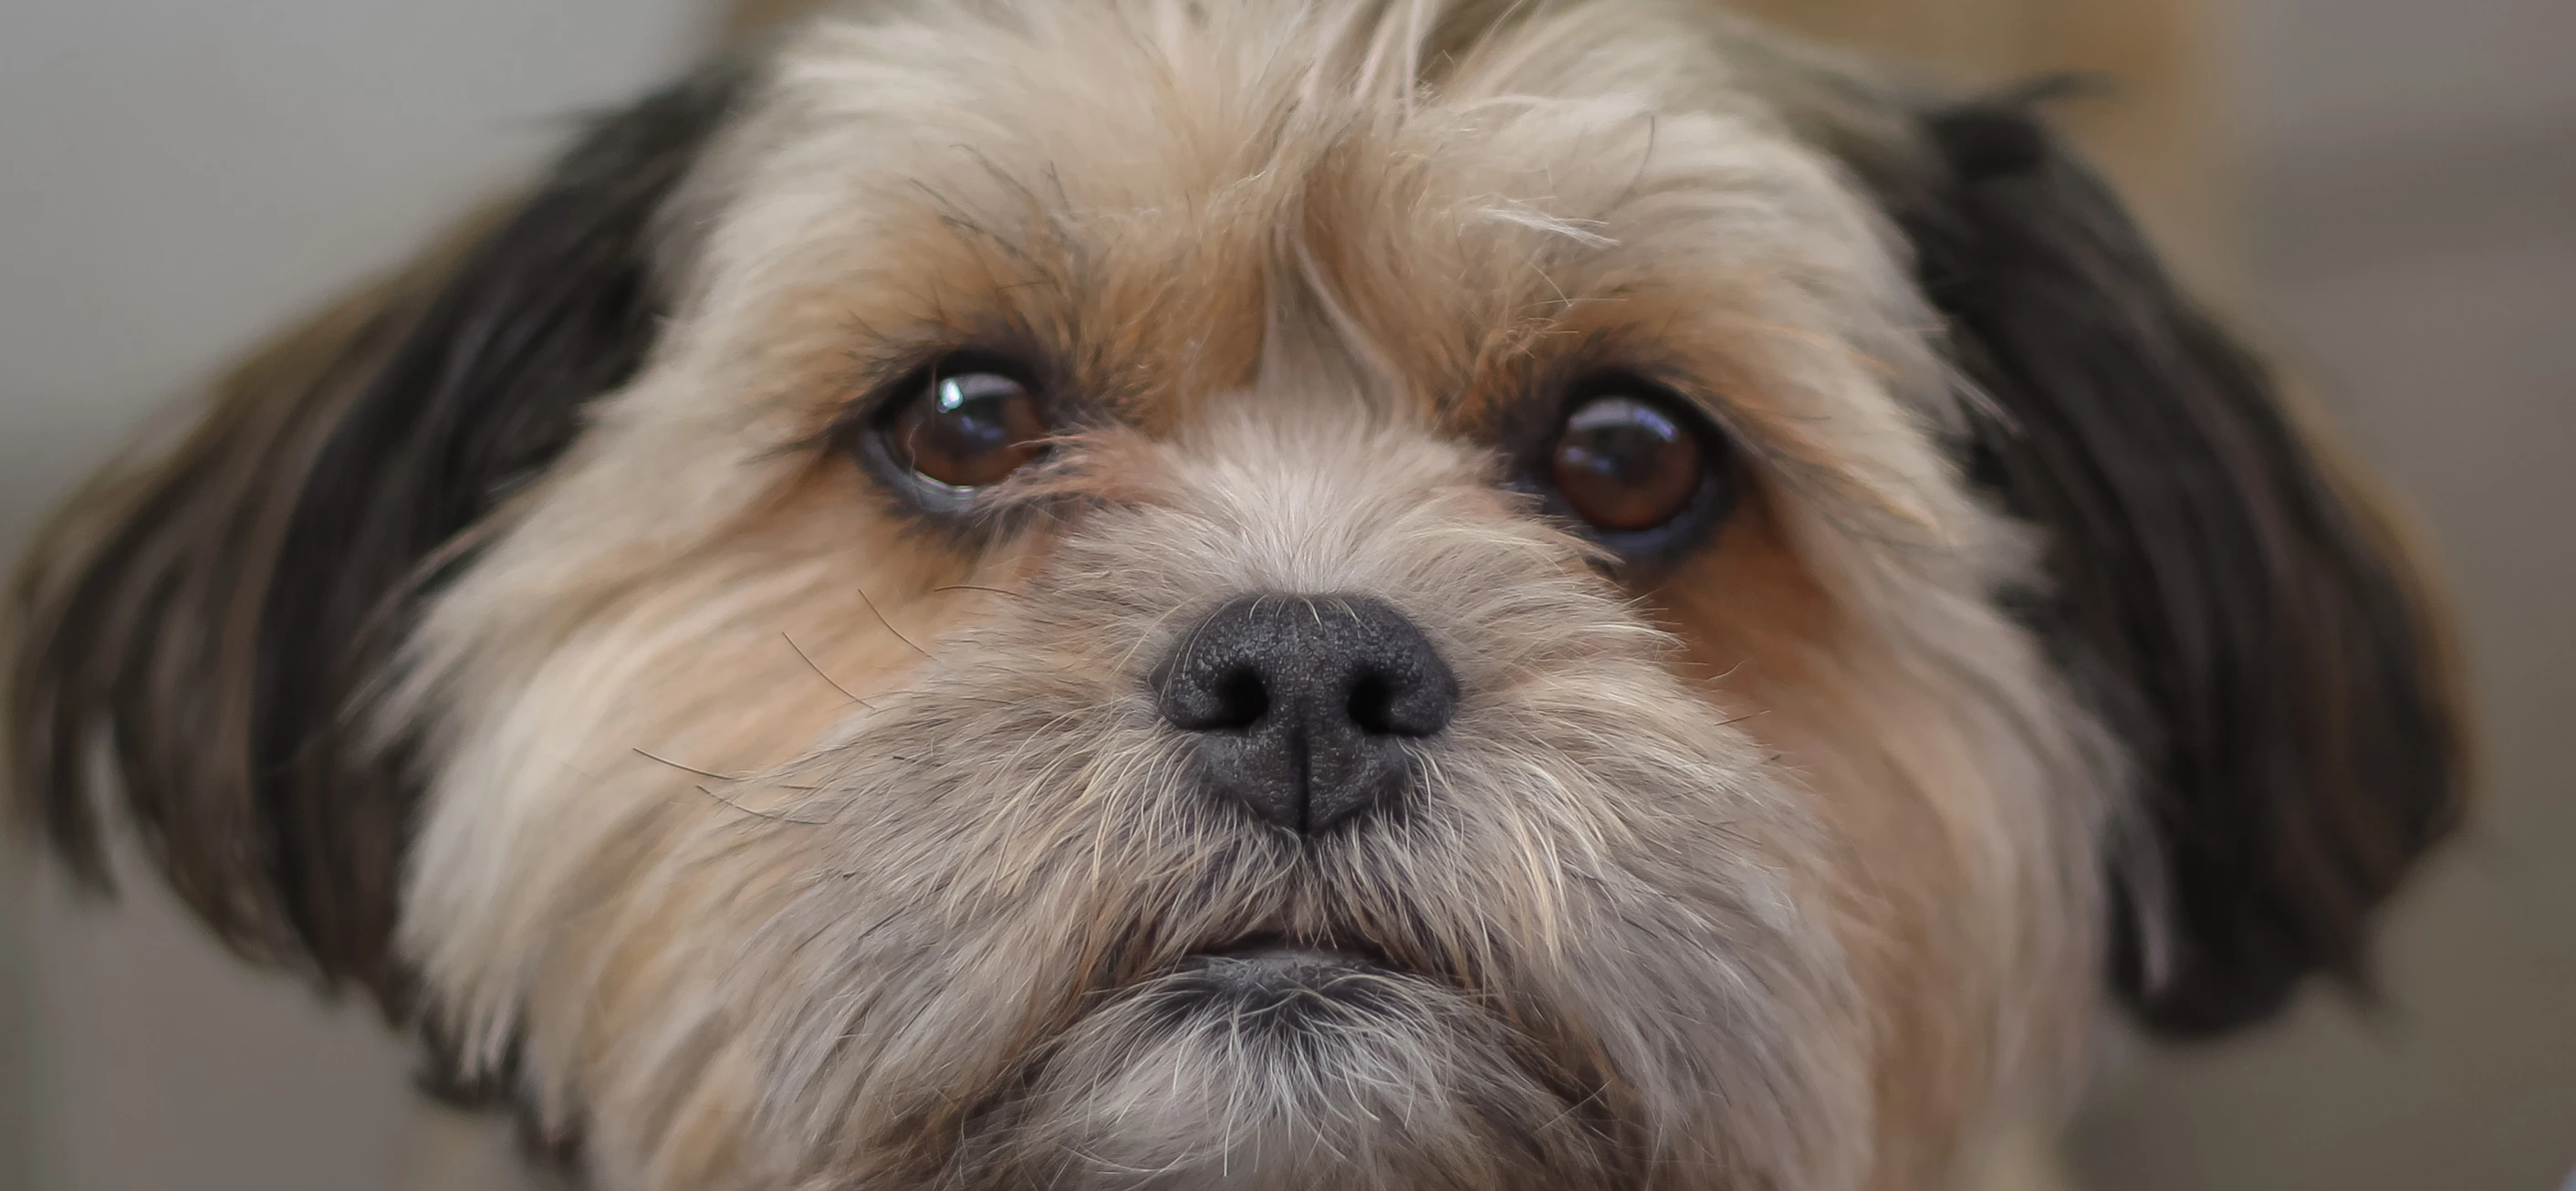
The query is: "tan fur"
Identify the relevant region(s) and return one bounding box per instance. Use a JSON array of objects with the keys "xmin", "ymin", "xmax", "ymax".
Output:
[
  {"xmin": 370, "ymin": 4, "xmax": 2112, "ymax": 1186},
  {"xmin": 725, "ymin": 0, "xmax": 2228, "ymax": 273},
  {"xmin": 1663, "ymin": 496, "xmax": 2107, "ymax": 1179}
]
